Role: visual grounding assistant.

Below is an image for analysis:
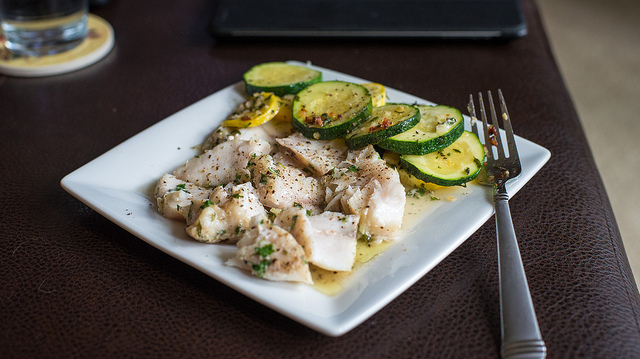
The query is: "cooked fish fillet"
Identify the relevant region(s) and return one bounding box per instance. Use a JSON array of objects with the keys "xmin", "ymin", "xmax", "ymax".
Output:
[
  {"xmin": 276, "ymin": 132, "xmax": 348, "ymax": 176},
  {"xmin": 154, "ymin": 173, "xmax": 211, "ymax": 220},
  {"xmin": 235, "ymin": 215, "xmax": 312, "ymax": 284},
  {"xmin": 185, "ymin": 199, "xmax": 228, "ymax": 243},
  {"xmin": 322, "ymin": 145, "xmax": 406, "ymax": 243},
  {"xmin": 185, "ymin": 182, "xmax": 266, "ymax": 243},
  {"xmin": 173, "ymin": 138, "xmax": 272, "ymax": 187},
  {"xmin": 202, "ymin": 119, "xmax": 294, "ymax": 151},
  {"xmin": 249, "ymin": 153, "xmax": 325, "ymax": 213},
  {"xmin": 276, "ymin": 208, "xmax": 359, "ymax": 271}
]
